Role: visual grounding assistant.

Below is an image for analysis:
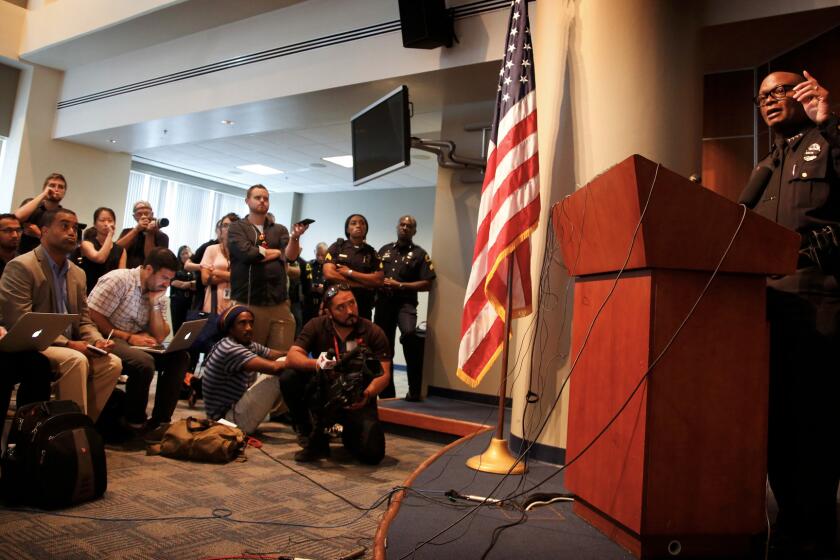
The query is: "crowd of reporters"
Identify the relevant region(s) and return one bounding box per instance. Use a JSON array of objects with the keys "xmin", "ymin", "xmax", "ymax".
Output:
[{"xmin": 0, "ymin": 176, "xmax": 434, "ymax": 465}]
